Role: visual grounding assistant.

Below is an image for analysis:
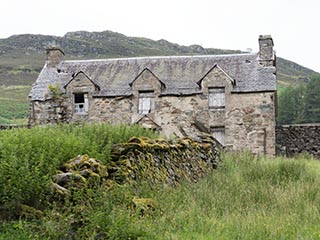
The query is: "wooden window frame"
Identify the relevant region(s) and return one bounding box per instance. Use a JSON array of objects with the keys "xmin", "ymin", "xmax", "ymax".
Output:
[
  {"xmin": 208, "ymin": 87, "xmax": 225, "ymax": 109},
  {"xmin": 211, "ymin": 126, "xmax": 225, "ymax": 146},
  {"xmin": 74, "ymin": 93, "xmax": 89, "ymax": 114},
  {"xmin": 138, "ymin": 91, "xmax": 155, "ymax": 114}
]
